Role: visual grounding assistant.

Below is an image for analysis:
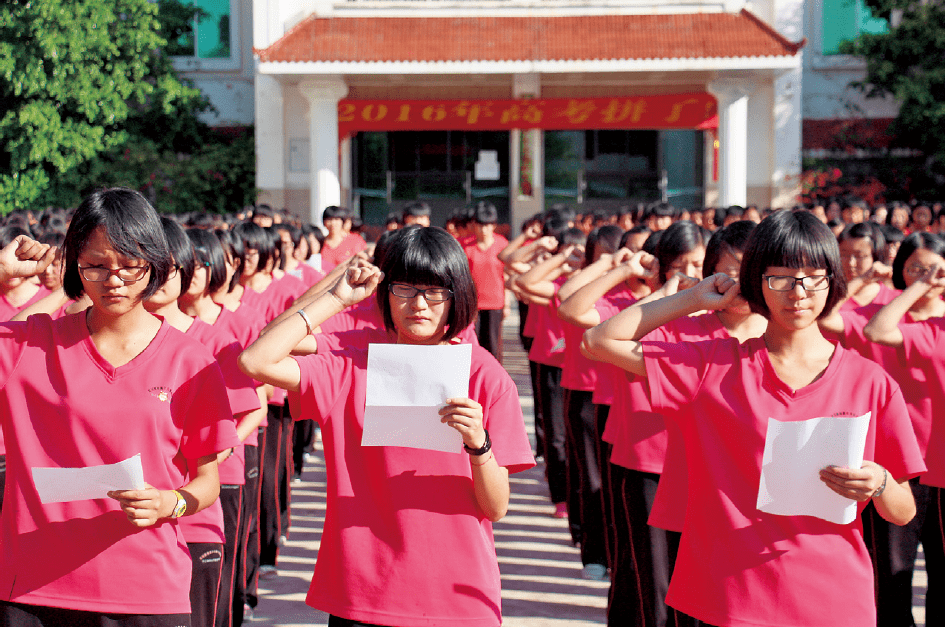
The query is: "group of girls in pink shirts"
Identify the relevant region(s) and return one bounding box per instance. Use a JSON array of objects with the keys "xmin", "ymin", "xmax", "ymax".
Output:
[
  {"xmin": 507, "ymin": 206, "xmax": 944, "ymax": 627},
  {"xmin": 0, "ymin": 188, "xmax": 534, "ymax": 627}
]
